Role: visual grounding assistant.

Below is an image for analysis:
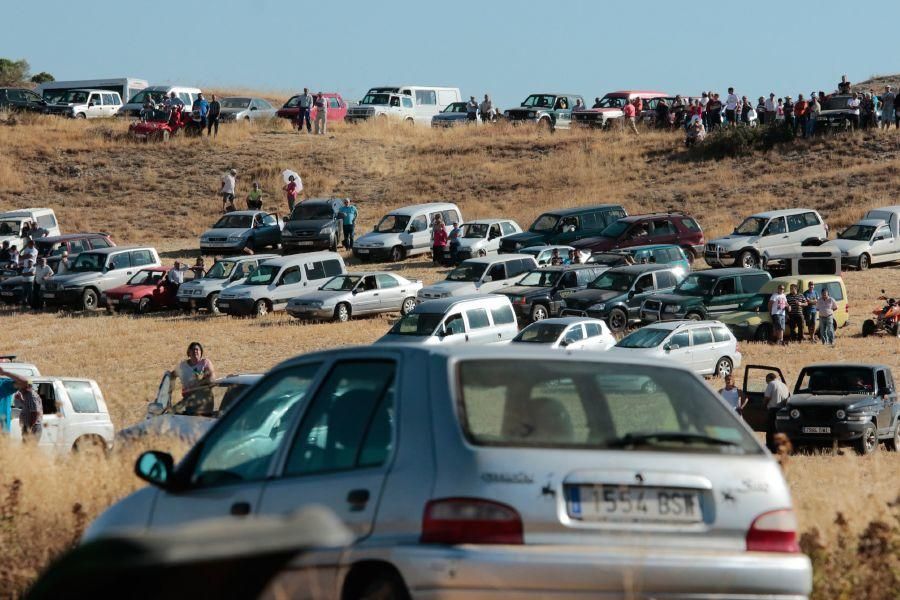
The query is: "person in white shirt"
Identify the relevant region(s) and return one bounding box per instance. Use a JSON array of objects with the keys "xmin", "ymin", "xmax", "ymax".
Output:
[
  {"xmin": 768, "ymin": 284, "xmax": 788, "ymax": 344},
  {"xmin": 763, "ymin": 373, "xmax": 790, "ymax": 450},
  {"xmin": 847, "ymin": 93, "xmax": 861, "ymax": 129},
  {"xmin": 479, "ymin": 94, "xmax": 493, "ymax": 123},
  {"xmin": 220, "ymin": 169, "xmax": 237, "ymax": 213},
  {"xmin": 725, "ymin": 87, "xmax": 740, "ymax": 126},
  {"xmin": 32, "ymin": 257, "xmax": 54, "ymax": 309},
  {"xmin": 56, "ymin": 251, "xmax": 70, "ymax": 274},
  {"xmin": 314, "ymin": 92, "xmax": 328, "ymax": 135},
  {"xmin": 19, "ymin": 242, "xmax": 37, "ymax": 309},
  {"xmin": 466, "ymin": 96, "xmax": 479, "ymax": 122},
  {"xmin": 166, "ymin": 261, "xmax": 188, "ymax": 287},
  {"xmin": 718, "ymin": 374, "xmax": 747, "ymax": 415},
  {"xmin": 764, "ymin": 93, "xmax": 777, "ymax": 124}
]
